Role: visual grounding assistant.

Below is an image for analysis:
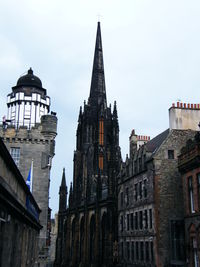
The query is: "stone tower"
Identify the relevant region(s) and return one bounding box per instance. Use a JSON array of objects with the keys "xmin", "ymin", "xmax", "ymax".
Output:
[
  {"xmin": 55, "ymin": 22, "xmax": 121, "ymax": 267},
  {"xmin": 0, "ymin": 69, "xmax": 57, "ymax": 265}
]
